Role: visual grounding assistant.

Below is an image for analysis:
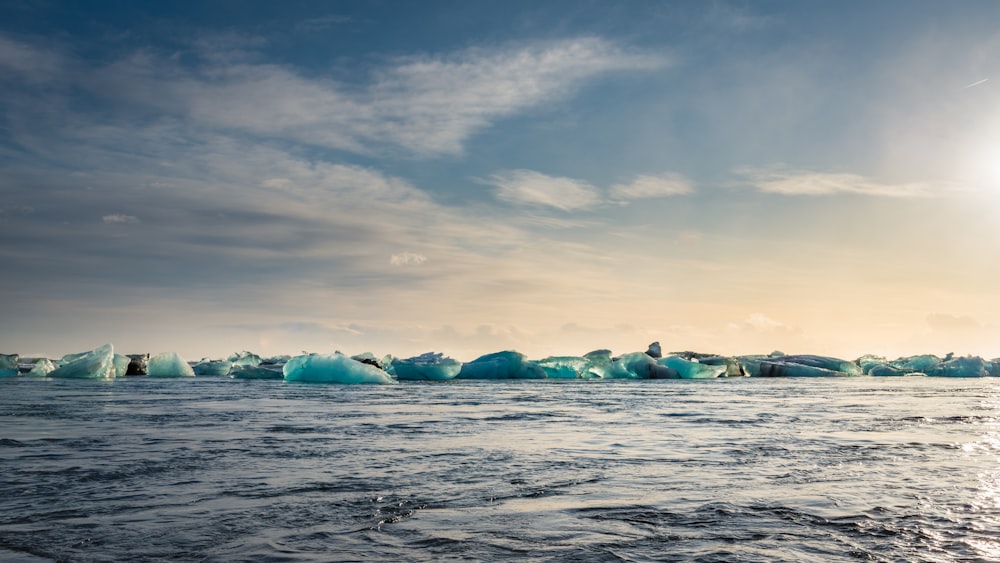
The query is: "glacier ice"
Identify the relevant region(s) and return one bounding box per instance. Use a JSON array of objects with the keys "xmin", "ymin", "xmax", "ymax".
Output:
[
  {"xmin": 457, "ymin": 351, "xmax": 545, "ymax": 379},
  {"xmin": 147, "ymin": 352, "xmax": 196, "ymax": 377},
  {"xmin": 657, "ymin": 356, "xmax": 726, "ymax": 379},
  {"xmin": 231, "ymin": 364, "xmax": 285, "ymax": 379},
  {"xmin": 113, "ymin": 354, "xmax": 131, "ymax": 378},
  {"xmin": 890, "ymin": 355, "xmax": 941, "ymax": 373},
  {"xmin": 617, "ymin": 352, "xmax": 677, "ymax": 379},
  {"xmin": 583, "ymin": 350, "xmax": 635, "ymax": 379},
  {"xmin": 283, "ymin": 352, "xmax": 396, "ymax": 384},
  {"xmin": 0, "ymin": 353, "xmax": 18, "ymax": 377},
  {"xmin": 193, "ymin": 360, "xmax": 233, "ymax": 376},
  {"xmin": 926, "ymin": 356, "xmax": 987, "ymax": 378},
  {"xmin": 532, "ymin": 356, "xmax": 598, "ymax": 379},
  {"xmin": 126, "ymin": 354, "xmax": 148, "ymax": 375},
  {"xmin": 28, "ymin": 358, "xmax": 56, "ymax": 377},
  {"xmin": 392, "ymin": 352, "xmax": 463, "ymax": 381},
  {"xmin": 48, "ymin": 344, "xmax": 116, "ymax": 379},
  {"xmin": 228, "ymin": 351, "xmax": 262, "ymax": 367},
  {"xmin": 645, "ymin": 341, "xmax": 662, "ymax": 358}
]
